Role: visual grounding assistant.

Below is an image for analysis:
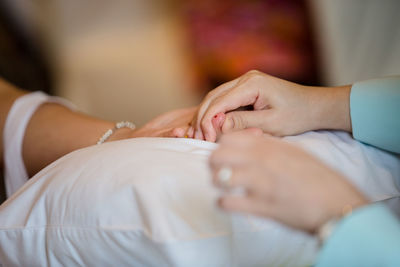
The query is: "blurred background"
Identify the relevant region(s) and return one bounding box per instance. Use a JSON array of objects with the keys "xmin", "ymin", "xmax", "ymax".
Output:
[{"xmin": 1, "ymin": 0, "xmax": 400, "ymax": 126}]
